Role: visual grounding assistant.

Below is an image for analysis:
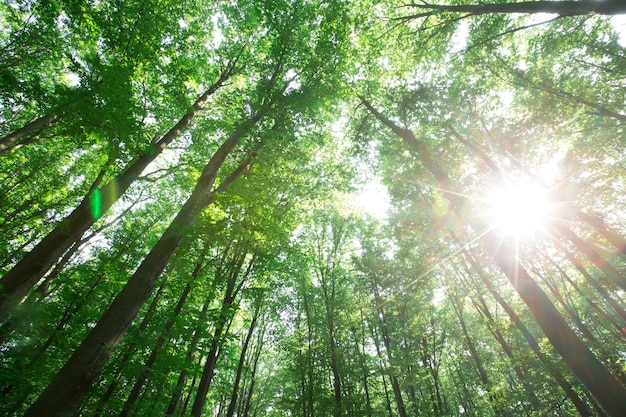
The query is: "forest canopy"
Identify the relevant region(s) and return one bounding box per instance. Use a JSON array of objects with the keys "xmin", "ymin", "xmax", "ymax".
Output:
[{"xmin": 1, "ymin": 0, "xmax": 626, "ymax": 416}]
